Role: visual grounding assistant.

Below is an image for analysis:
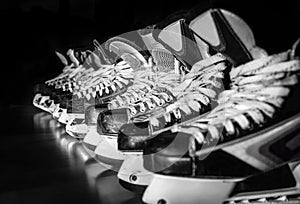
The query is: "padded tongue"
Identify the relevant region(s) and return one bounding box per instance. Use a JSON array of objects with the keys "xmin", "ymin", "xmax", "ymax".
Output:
[
  {"xmin": 153, "ymin": 19, "xmax": 205, "ymax": 70},
  {"xmin": 291, "ymin": 38, "xmax": 300, "ymax": 59},
  {"xmin": 139, "ymin": 27, "xmax": 176, "ymax": 72},
  {"xmin": 189, "ymin": 8, "xmax": 253, "ymax": 66}
]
